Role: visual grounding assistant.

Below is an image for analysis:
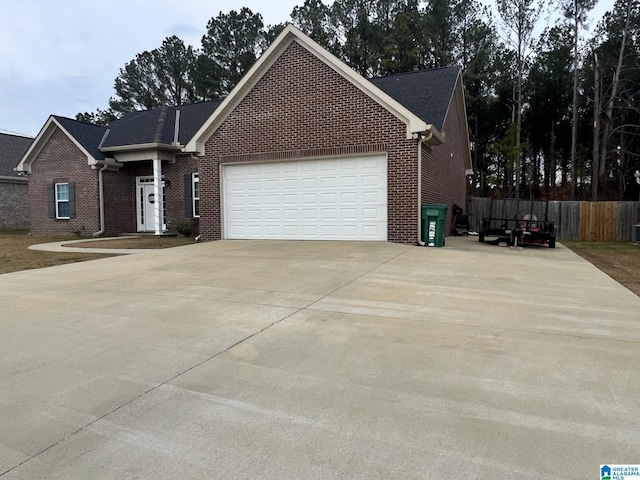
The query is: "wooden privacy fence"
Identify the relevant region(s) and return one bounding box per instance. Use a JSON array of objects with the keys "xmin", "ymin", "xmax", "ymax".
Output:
[{"xmin": 467, "ymin": 197, "xmax": 640, "ymax": 241}]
